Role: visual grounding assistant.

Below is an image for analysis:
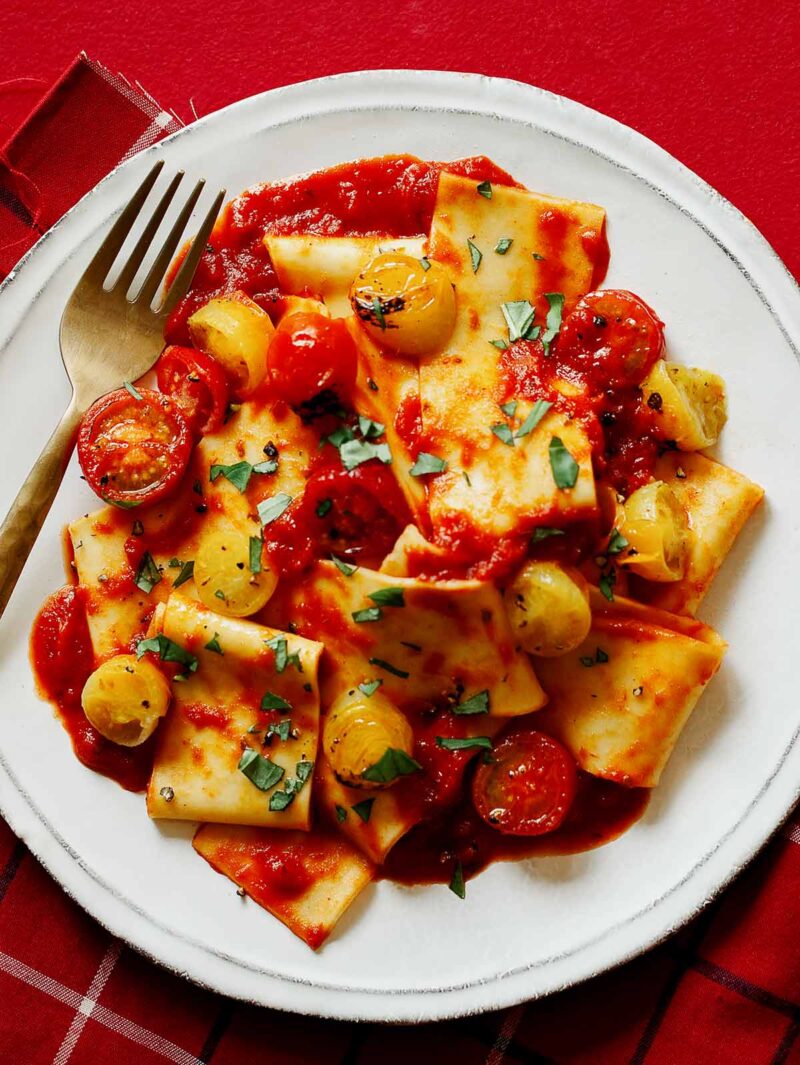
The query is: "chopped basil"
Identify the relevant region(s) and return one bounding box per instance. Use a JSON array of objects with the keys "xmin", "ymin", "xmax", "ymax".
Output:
[
  {"xmin": 515, "ymin": 399, "xmax": 552, "ymax": 439},
  {"xmin": 327, "ymin": 424, "xmax": 355, "ymax": 449},
  {"xmin": 494, "ymin": 237, "xmax": 513, "ymax": 255},
  {"xmin": 599, "ymin": 570, "xmax": 616, "ymax": 601},
  {"xmin": 357, "ymin": 415, "xmax": 385, "ymax": 440},
  {"xmin": 449, "ymin": 861, "xmax": 466, "ymax": 899},
  {"xmin": 132, "ymin": 520, "xmax": 144, "ymax": 537},
  {"xmin": 489, "ymin": 338, "xmax": 509, "ymax": 350},
  {"xmin": 210, "ymin": 460, "xmax": 254, "ymax": 492},
  {"xmin": 269, "ymin": 789, "xmax": 295, "ymax": 812},
  {"xmin": 134, "ymin": 551, "xmax": 161, "ymax": 594},
  {"xmin": 436, "ymin": 736, "xmax": 493, "ymax": 752},
  {"xmin": 238, "ymin": 748, "xmax": 284, "ymax": 791},
  {"xmin": 549, "ymin": 436, "xmax": 579, "ymax": 489},
  {"xmin": 339, "ymin": 439, "xmax": 392, "ymax": 471},
  {"xmin": 261, "ymin": 690, "xmax": 292, "ymax": 712},
  {"xmin": 372, "ymin": 297, "xmax": 386, "ymax": 330},
  {"xmin": 123, "ymin": 380, "xmax": 142, "ymax": 401},
  {"xmin": 266, "ymin": 636, "xmax": 290, "ymax": 672},
  {"xmin": 596, "ymin": 647, "xmax": 609, "ymax": 663},
  {"xmin": 316, "ymin": 498, "xmax": 333, "ymax": 518},
  {"xmin": 531, "ymin": 526, "xmax": 565, "ymax": 543},
  {"xmin": 580, "ymin": 655, "xmax": 595, "ymax": 668},
  {"xmin": 248, "ymin": 535, "xmax": 262, "ymax": 574},
  {"xmin": 351, "ymin": 798, "xmax": 375, "ymax": 823},
  {"xmin": 214, "ymin": 589, "xmax": 226, "ymax": 601},
  {"xmin": 331, "ymin": 554, "xmax": 358, "ymax": 576},
  {"xmin": 607, "ymin": 528, "xmax": 629, "ymax": 555},
  {"xmin": 540, "ymin": 292, "xmax": 565, "ymax": 355},
  {"xmin": 501, "ymin": 300, "xmax": 537, "ymax": 342},
  {"xmin": 500, "ymin": 400, "xmax": 518, "ymax": 417},
  {"xmin": 172, "ymin": 559, "xmax": 194, "ymax": 589},
  {"xmin": 368, "ymin": 587, "xmax": 405, "ymax": 607},
  {"xmin": 532, "ymin": 252, "xmax": 545, "ymax": 261},
  {"xmin": 253, "ymin": 458, "xmax": 278, "ymax": 475},
  {"xmin": 462, "ymin": 470, "xmax": 472, "ymax": 487},
  {"xmin": 353, "ymin": 606, "xmax": 383, "ymax": 624},
  {"xmin": 257, "ymin": 492, "xmax": 293, "ymax": 525},
  {"xmin": 419, "ymin": 257, "xmax": 431, "ymax": 272},
  {"xmin": 358, "ymin": 679, "xmax": 382, "ymax": 697},
  {"xmin": 581, "ymin": 647, "xmax": 610, "ymax": 667},
  {"xmin": 267, "ymin": 718, "xmax": 292, "ymax": 742},
  {"xmin": 476, "ymin": 180, "xmax": 492, "ymax": 199},
  {"xmin": 467, "ymin": 238, "xmax": 482, "ymax": 274},
  {"xmin": 268, "ymin": 760, "xmax": 313, "ymax": 812},
  {"xmin": 453, "ymin": 690, "xmax": 489, "ymax": 715},
  {"xmin": 205, "ymin": 633, "xmax": 223, "ymax": 655},
  {"xmin": 362, "ymin": 747, "xmax": 422, "ymax": 784},
  {"xmin": 491, "ymin": 422, "xmax": 515, "ymax": 447},
  {"xmin": 369, "ymin": 657, "xmax": 409, "ymax": 678},
  {"xmin": 336, "ymin": 804, "xmax": 348, "ymax": 823},
  {"xmin": 400, "ymin": 640, "xmax": 422, "ymax": 652},
  {"xmin": 410, "ymin": 452, "xmax": 447, "ymax": 476},
  {"xmin": 136, "ymin": 634, "xmax": 198, "ymax": 674},
  {"xmin": 367, "ymin": 377, "xmax": 379, "ymax": 391}
]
